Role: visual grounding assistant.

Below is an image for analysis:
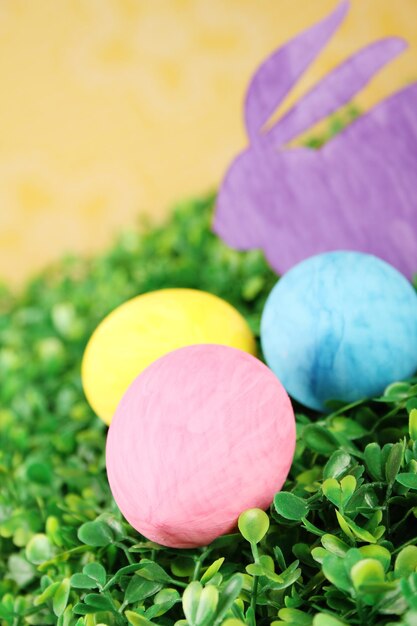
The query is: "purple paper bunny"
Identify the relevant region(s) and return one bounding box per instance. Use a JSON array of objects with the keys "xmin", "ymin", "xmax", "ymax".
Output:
[{"xmin": 213, "ymin": 1, "xmax": 417, "ymax": 278}]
